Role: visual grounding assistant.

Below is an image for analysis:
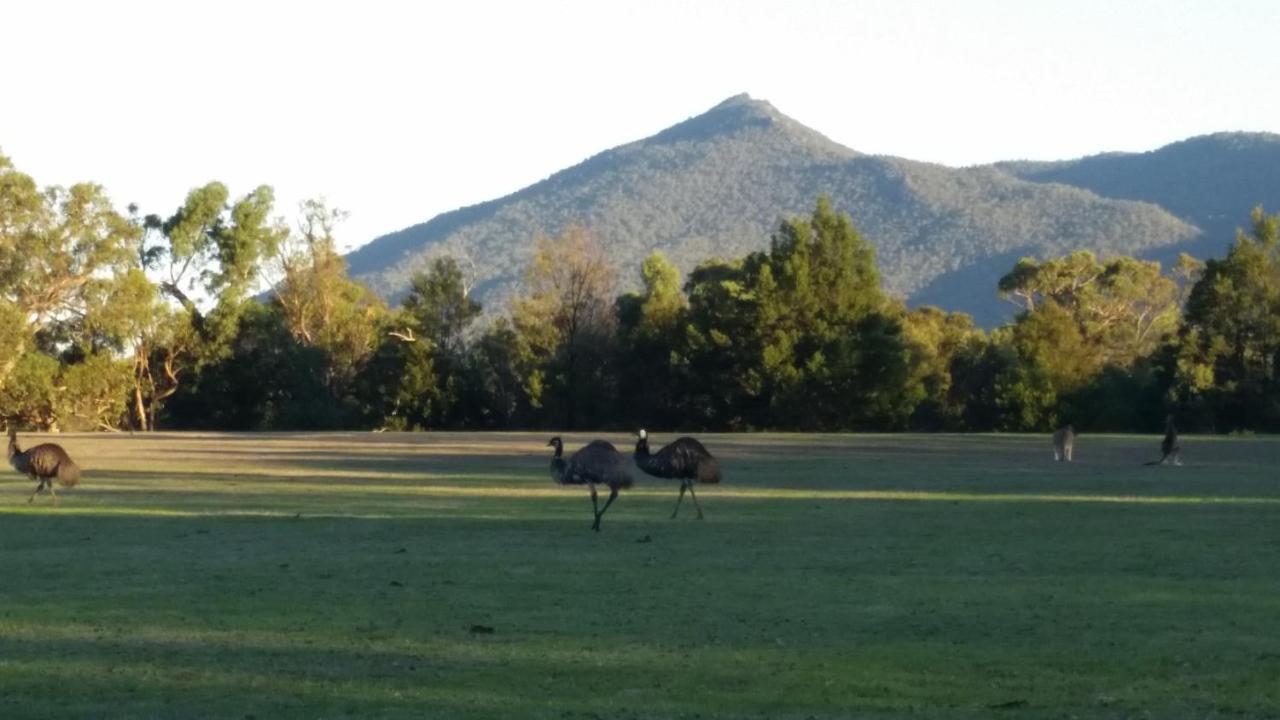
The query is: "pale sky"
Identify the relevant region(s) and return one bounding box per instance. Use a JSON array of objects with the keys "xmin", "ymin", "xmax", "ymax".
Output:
[{"xmin": 3, "ymin": 0, "xmax": 1278, "ymax": 252}]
